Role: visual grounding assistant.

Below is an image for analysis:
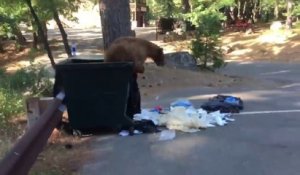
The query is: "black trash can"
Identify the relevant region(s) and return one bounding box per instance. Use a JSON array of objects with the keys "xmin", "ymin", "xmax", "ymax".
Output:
[{"xmin": 55, "ymin": 58, "xmax": 134, "ymax": 131}]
